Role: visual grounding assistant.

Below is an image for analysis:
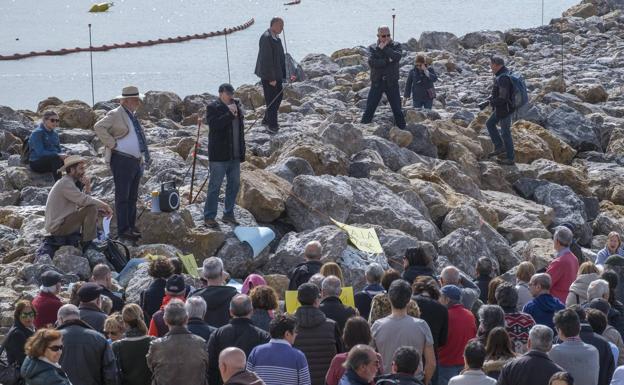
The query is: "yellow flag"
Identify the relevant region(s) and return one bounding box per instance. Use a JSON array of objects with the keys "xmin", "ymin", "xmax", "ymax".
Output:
[
  {"xmin": 330, "ymin": 218, "xmax": 383, "ymax": 254},
  {"xmin": 285, "ymin": 287, "xmax": 355, "ymax": 313},
  {"xmin": 177, "ymin": 253, "xmax": 200, "ymax": 278}
]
